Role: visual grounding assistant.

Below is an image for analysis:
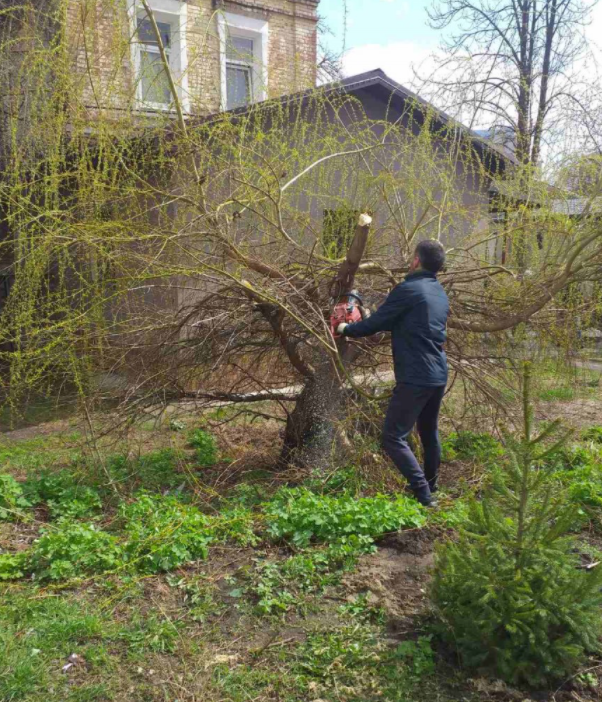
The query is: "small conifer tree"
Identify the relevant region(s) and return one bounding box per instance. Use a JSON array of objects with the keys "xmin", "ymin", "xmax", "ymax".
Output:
[{"xmin": 431, "ymin": 364, "xmax": 602, "ymax": 687}]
